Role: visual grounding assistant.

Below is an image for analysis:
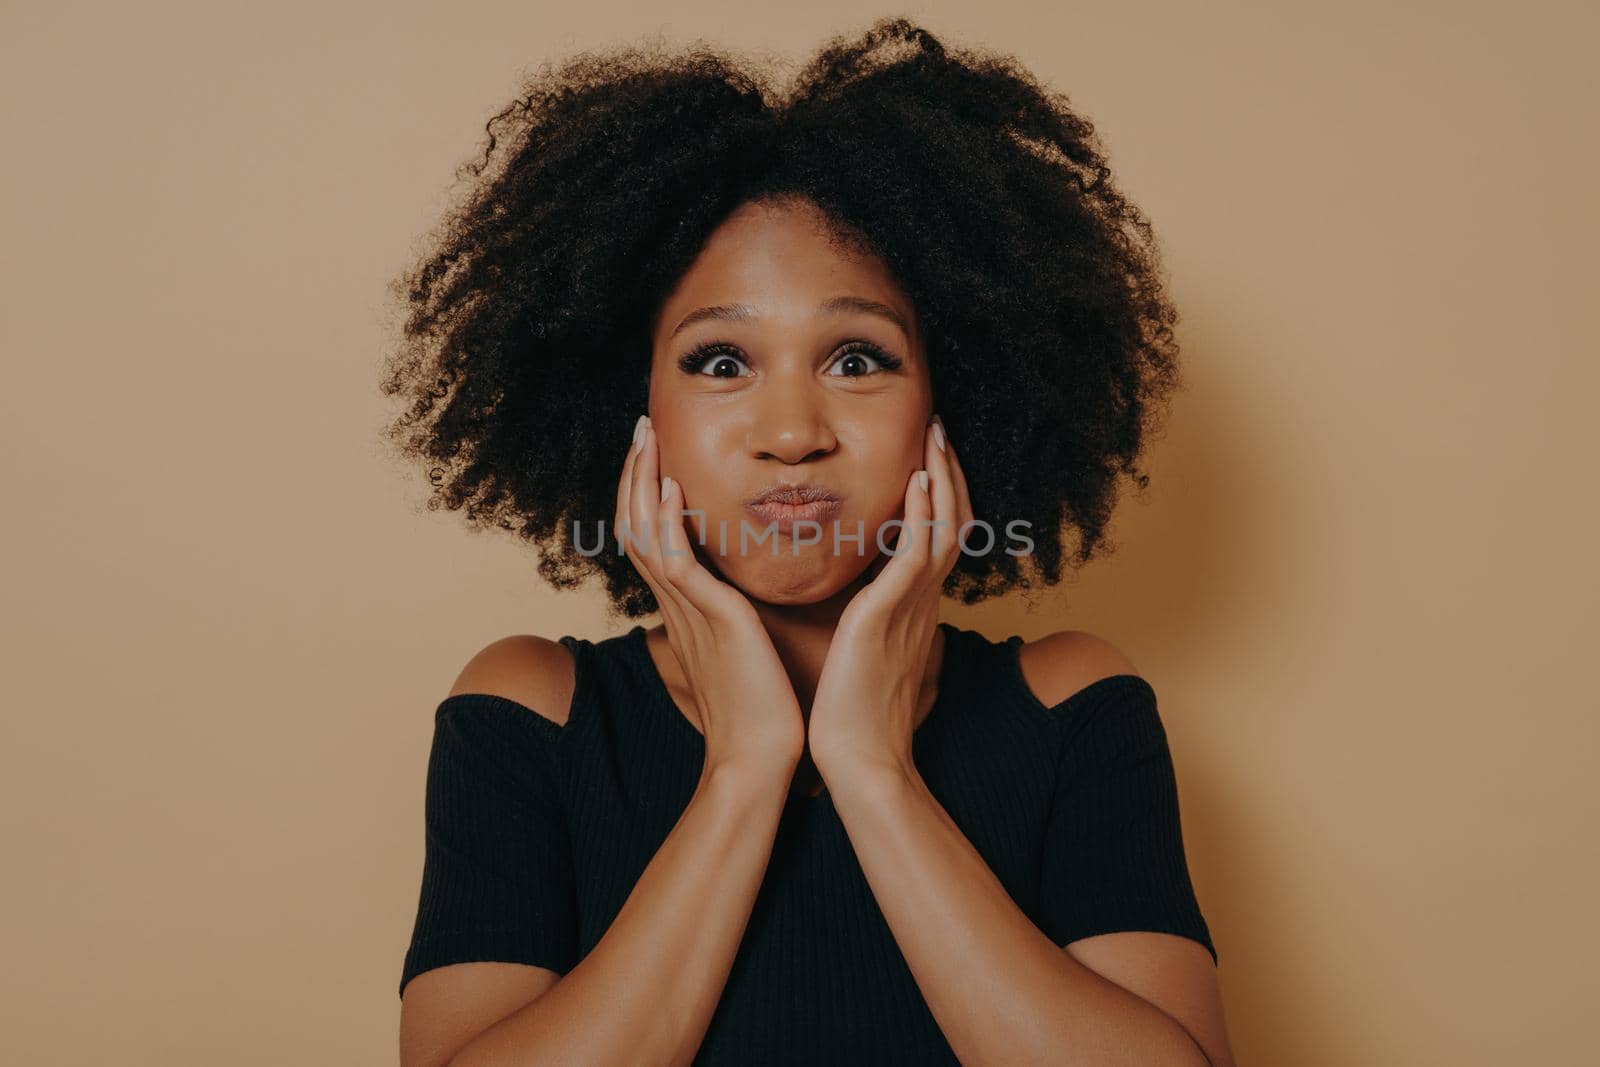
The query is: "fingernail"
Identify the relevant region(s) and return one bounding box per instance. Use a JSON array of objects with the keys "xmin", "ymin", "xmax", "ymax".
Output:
[
  {"xmin": 931, "ymin": 419, "xmax": 946, "ymax": 453},
  {"xmin": 661, "ymin": 474, "xmax": 673, "ymax": 502},
  {"xmin": 633, "ymin": 414, "xmax": 646, "ymax": 447},
  {"xmin": 917, "ymin": 469, "xmax": 929, "ymax": 493}
]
